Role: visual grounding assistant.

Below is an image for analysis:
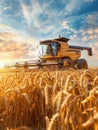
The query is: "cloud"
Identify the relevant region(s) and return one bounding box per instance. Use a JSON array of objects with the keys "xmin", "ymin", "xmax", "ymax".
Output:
[
  {"xmin": 80, "ymin": 27, "xmax": 98, "ymax": 41},
  {"xmin": 0, "ymin": 23, "xmax": 41, "ymax": 62},
  {"xmin": 86, "ymin": 14, "xmax": 98, "ymax": 26},
  {"xmin": 0, "ymin": 31, "xmax": 38, "ymax": 62},
  {"xmin": 84, "ymin": 0, "xmax": 95, "ymax": 2},
  {"xmin": 62, "ymin": 16, "xmax": 98, "ymax": 41},
  {"xmin": 19, "ymin": 0, "xmax": 65, "ymax": 38},
  {"xmin": 20, "ymin": 0, "xmax": 49, "ymax": 26},
  {"xmin": 20, "ymin": 4, "xmax": 31, "ymax": 25},
  {"xmin": 90, "ymin": 42, "xmax": 98, "ymax": 60},
  {"xmin": 82, "ymin": 34, "xmax": 98, "ymax": 41},
  {"xmin": 62, "ymin": 21, "xmax": 70, "ymax": 29},
  {"xmin": 65, "ymin": 0, "xmax": 80, "ymax": 12},
  {"xmin": 0, "ymin": 32, "xmax": 17, "ymax": 41},
  {"xmin": 0, "ymin": 24, "xmax": 15, "ymax": 33}
]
